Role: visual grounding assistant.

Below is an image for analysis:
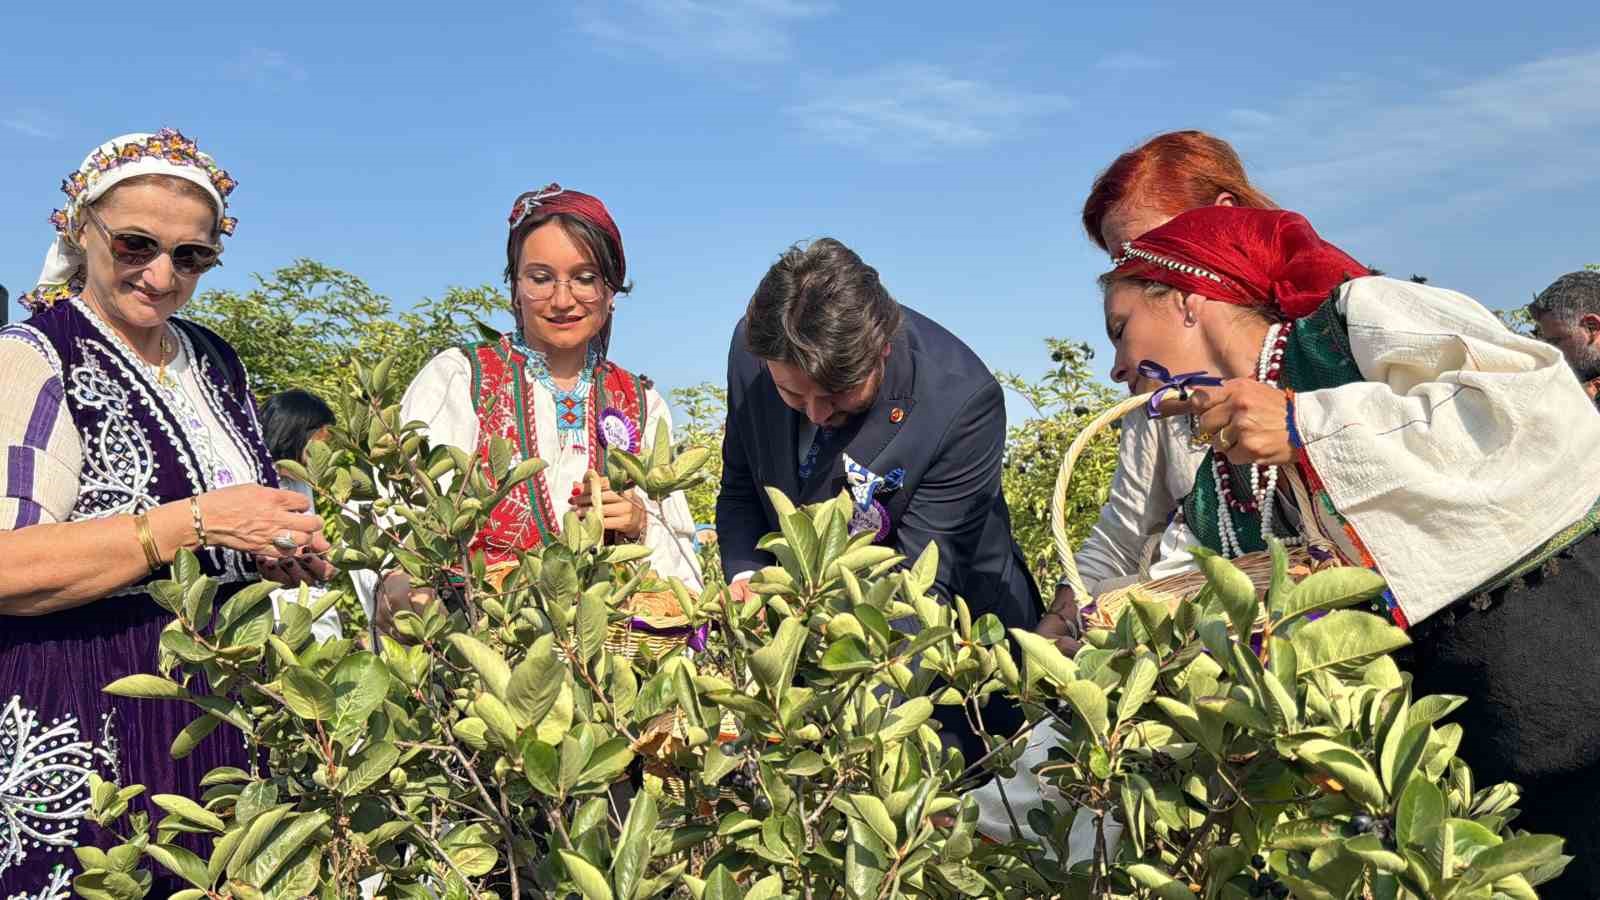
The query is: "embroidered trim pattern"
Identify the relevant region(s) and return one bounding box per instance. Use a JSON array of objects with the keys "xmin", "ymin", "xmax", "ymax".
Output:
[
  {"xmin": 1113, "ymin": 243, "xmax": 1225, "ymax": 283},
  {"xmin": 0, "ymin": 697, "xmax": 119, "ymax": 887},
  {"xmin": 53, "ymin": 128, "xmax": 238, "ymax": 238}
]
